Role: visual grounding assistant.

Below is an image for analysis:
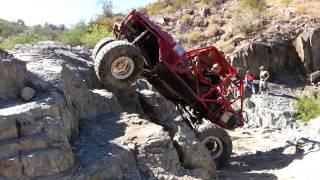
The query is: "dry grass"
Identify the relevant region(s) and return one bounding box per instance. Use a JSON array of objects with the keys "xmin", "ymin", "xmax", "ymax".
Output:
[
  {"xmin": 237, "ymin": 0, "xmax": 267, "ymax": 12},
  {"xmin": 293, "ymin": 0, "xmax": 320, "ymax": 18},
  {"xmin": 215, "ymin": 41, "xmax": 236, "ymax": 54},
  {"xmin": 267, "ymin": 0, "xmax": 320, "ymax": 18}
]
